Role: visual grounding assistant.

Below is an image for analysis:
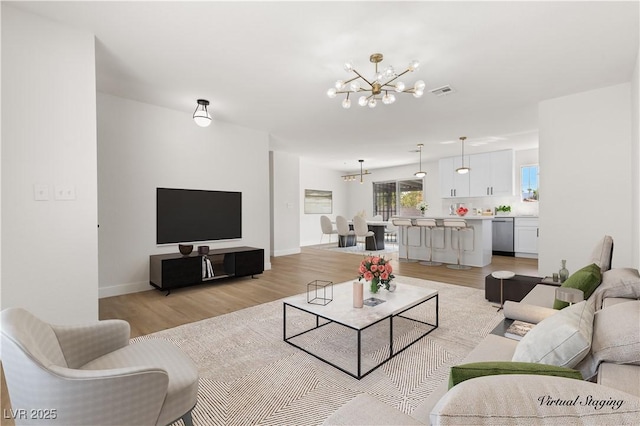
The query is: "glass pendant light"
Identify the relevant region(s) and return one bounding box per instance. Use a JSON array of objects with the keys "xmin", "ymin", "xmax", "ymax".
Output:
[
  {"xmin": 193, "ymin": 99, "xmax": 212, "ymax": 127},
  {"xmin": 414, "ymin": 143, "xmax": 426, "ymax": 178},
  {"xmin": 456, "ymin": 136, "xmax": 471, "ymax": 174}
]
